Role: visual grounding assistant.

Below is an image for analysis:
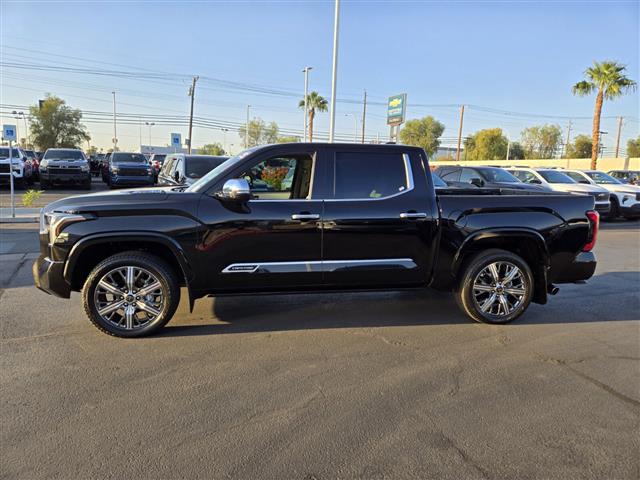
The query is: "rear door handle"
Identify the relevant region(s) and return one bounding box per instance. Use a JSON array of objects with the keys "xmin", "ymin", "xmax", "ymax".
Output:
[
  {"xmin": 399, "ymin": 212, "xmax": 427, "ymax": 219},
  {"xmin": 291, "ymin": 213, "xmax": 320, "ymax": 221}
]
